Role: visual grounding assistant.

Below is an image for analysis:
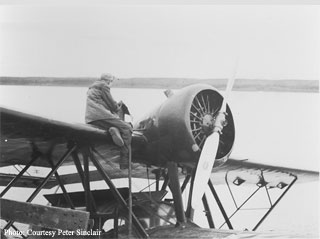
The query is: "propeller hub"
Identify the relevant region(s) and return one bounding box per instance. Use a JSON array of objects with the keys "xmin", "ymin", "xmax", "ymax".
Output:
[{"xmin": 201, "ymin": 114, "xmax": 214, "ymax": 135}]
